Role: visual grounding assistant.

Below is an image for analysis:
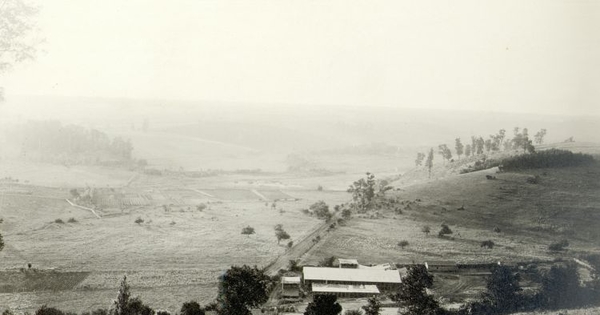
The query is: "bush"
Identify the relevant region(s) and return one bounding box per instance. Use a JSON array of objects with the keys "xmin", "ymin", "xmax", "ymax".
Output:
[
  {"xmin": 548, "ymin": 239, "xmax": 569, "ymax": 251},
  {"xmin": 90, "ymin": 310, "xmax": 108, "ymax": 315},
  {"xmin": 481, "ymin": 240, "xmax": 495, "ymax": 249},
  {"xmin": 241, "ymin": 226, "xmax": 255, "ymax": 236},
  {"xmin": 35, "ymin": 306, "xmax": 65, "ymax": 315},
  {"xmin": 67, "ymin": 217, "xmax": 77, "ymax": 223},
  {"xmin": 398, "ymin": 240, "xmax": 409, "ymax": 249},
  {"xmin": 287, "ymin": 241, "xmax": 293, "ymax": 248},
  {"xmin": 54, "ymin": 219, "xmax": 64, "ymax": 224},
  {"xmin": 493, "ymin": 226, "xmax": 501, "ymax": 233},
  {"xmin": 135, "ymin": 217, "xmax": 144, "ymax": 224},
  {"xmin": 526, "ymin": 175, "xmax": 540, "ymax": 184},
  {"xmin": 438, "ymin": 224, "xmax": 453, "ymax": 237},
  {"xmin": 344, "ymin": 310, "xmax": 363, "ymax": 315},
  {"xmin": 196, "ymin": 204, "xmax": 207, "ymax": 211},
  {"xmin": 421, "ymin": 225, "xmax": 431, "ymax": 235}
]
